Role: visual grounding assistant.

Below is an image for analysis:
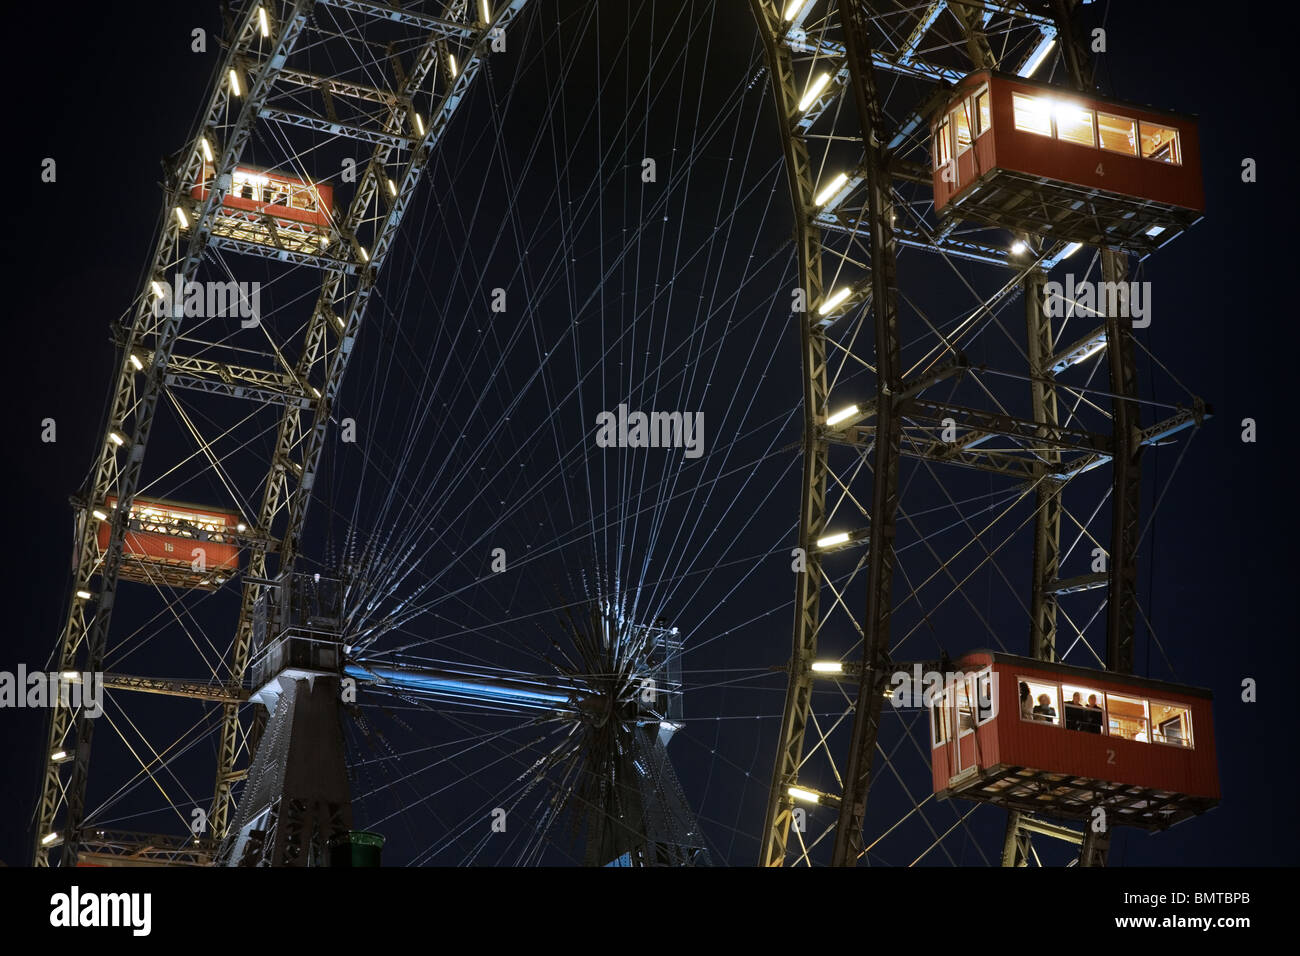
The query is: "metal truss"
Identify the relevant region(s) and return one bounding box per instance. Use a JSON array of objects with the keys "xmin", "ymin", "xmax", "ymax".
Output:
[
  {"xmin": 827, "ymin": 0, "xmax": 903, "ymax": 867},
  {"xmin": 966, "ymin": 765, "xmax": 1217, "ymax": 830},
  {"xmin": 753, "ymin": 0, "xmax": 1206, "ymax": 867},
  {"xmin": 942, "ymin": 167, "xmax": 1204, "ymax": 254},
  {"xmin": 35, "ymin": 0, "xmax": 528, "ymax": 865},
  {"xmin": 750, "ymin": 0, "xmax": 829, "ymax": 870},
  {"xmin": 102, "ymin": 673, "xmax": 251, "ymax": 704},
  {"xmin": 71, "ymin": 830, "xmax": 219, "ymax": 868}
]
